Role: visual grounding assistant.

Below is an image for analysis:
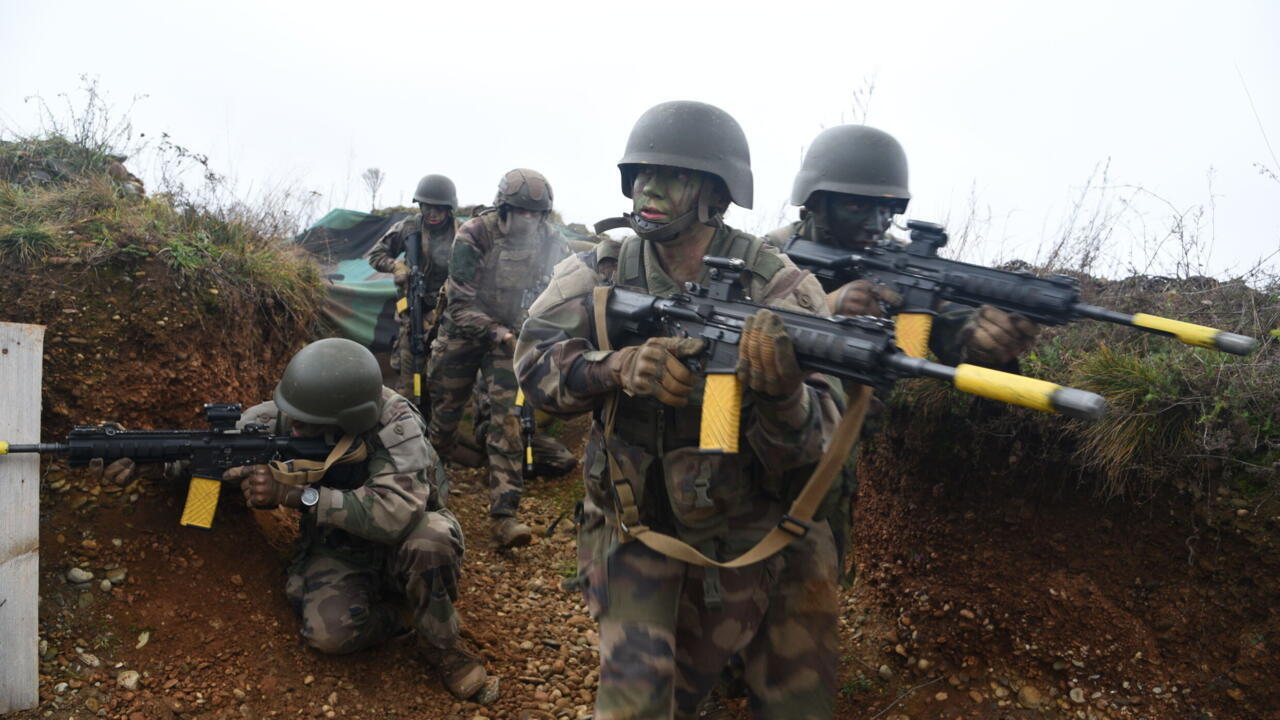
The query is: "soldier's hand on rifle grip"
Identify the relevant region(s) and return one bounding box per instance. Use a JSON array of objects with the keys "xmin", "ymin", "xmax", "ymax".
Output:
[
  {"xmin": 827, "ymin": 279, "xmax": 902, "ymax": 318},
  {"xmin": 608, "ymin": 337, "xmax": 706, "ymax": 408},
  {"xmin": 226, "ymin": 464, "xmax": 301, "ymax": 509},
  {"xmin": 393, "ymin": 260, "xmax": 410, "ymax": 289},
  {"xmin": 736, "ymin": 310, "xmax": 805, "ymax": 401},
  {"xmin": 962, "ymin": 305, "xmax": 1042, "ymax": 367}
]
